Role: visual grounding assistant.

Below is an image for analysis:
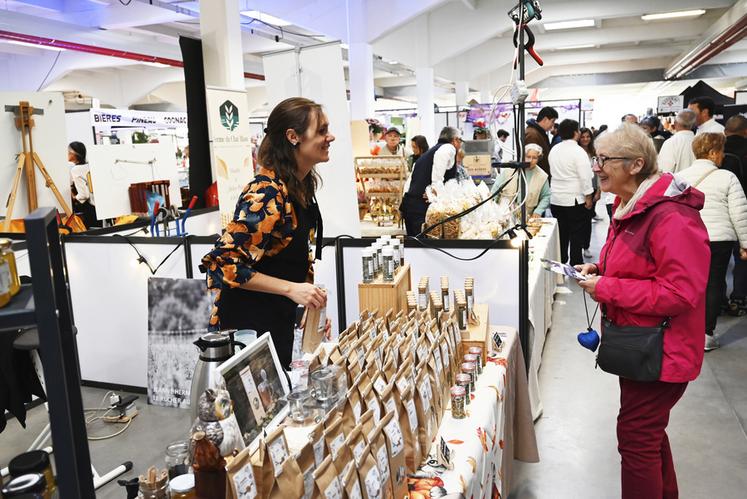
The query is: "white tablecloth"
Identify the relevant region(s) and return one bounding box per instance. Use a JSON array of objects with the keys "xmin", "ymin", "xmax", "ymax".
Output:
[
  {"xmin": 408, "ymin": 327, "xmax": 538, "ymax": 498},
  {"xmin": 526, "ymin": 219, "xmax": 561, "ymax": 419}
]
